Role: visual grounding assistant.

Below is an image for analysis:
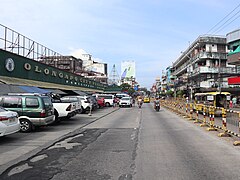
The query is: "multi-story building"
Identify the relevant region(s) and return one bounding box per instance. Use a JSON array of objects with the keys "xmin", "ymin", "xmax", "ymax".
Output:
[
  {"xmin": 40, "ymin": 54, "xmax": 108, "ymax": 84},
  {"xmin": 39, "ymin": 56, "xmax": 83, "ymax": 74},
  {"xmin": 155, "ymin": 76, "xmax": 161, "ymax": 92},
  {"xmin": 172, "ymin": 35, "xmax": 240, "ymax": 99},
  {"xmin": 226, "ymin": 29, "xmax": 240, "ymax": 93},
  {"xmin": 165, "ymin": 66, "xmax": 175, "ymax": 91},
  {"xmin": 80, "ymin": 54, "xmax": 108, "ymax": 84},
  {"xmin": 161, "ymin": 70, "xmax": 167, "ymax": 93},
  {"xmin": 159, "ymin": 67, "xmax": 175, "ymax": 96}
]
